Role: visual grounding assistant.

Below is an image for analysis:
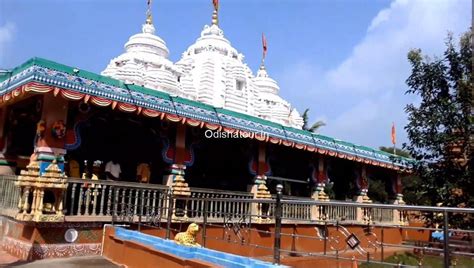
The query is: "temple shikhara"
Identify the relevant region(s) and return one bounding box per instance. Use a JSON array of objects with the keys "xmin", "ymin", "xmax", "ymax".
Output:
[{"xmin": 0, "ymin": 1, "xmax": 417, "ymax": 265}]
